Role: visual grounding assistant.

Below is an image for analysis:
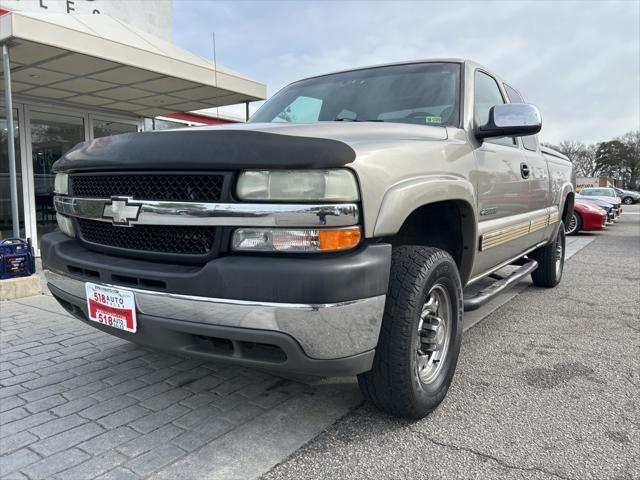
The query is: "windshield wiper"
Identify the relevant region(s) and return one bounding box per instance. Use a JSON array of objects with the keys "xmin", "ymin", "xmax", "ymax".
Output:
[{"xmin": 333, "ymin": 117, "xmax": 384, "ymax": 122}]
